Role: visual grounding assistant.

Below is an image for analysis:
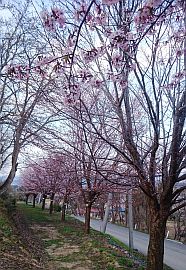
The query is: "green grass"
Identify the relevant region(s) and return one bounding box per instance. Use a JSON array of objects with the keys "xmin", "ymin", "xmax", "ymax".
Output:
[
  {"xmin": 0, "ymin": 203, "xmax": 13, "ymax": 238},
  {"xmin": 118, "ymin": 257, "xmax": 133, "ymax": 267},
  {"xmin": 18, "ymin": 203, "xmax": 60, "ymax": 223},
  {"xmin": 44, "ymin": 238, "xmax": 62, "ymax": 247},
  {"xmin": 0, "ymin": 216, "xmax": 12, "ymax": 237}
]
